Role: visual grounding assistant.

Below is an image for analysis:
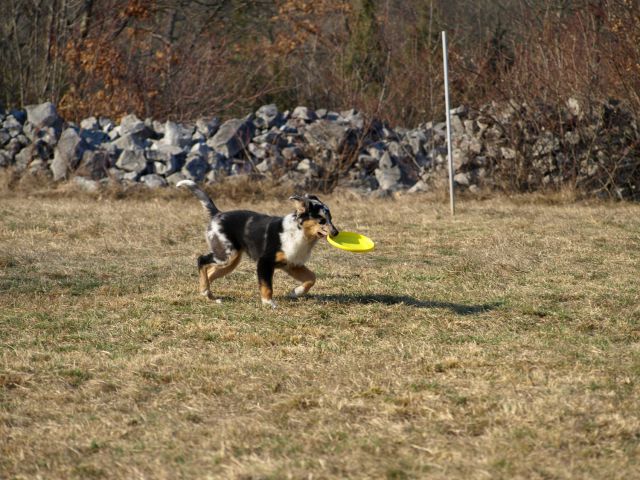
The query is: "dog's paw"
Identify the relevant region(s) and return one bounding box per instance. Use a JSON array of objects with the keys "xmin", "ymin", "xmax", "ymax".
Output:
[
  {"xmin": 201, "ymin": 290, "xmax": 222, "ymax": 303},
  {"xmin": 201, "ymin": 290, "xmax": 214, "ymax": 300},
  {"xmin": 261, "ymin": 298, "xmax": 277, "ymax": 309},
  {"xmin": 289, "ymin": 286, "xmax": 307, "ymax": 299}
]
